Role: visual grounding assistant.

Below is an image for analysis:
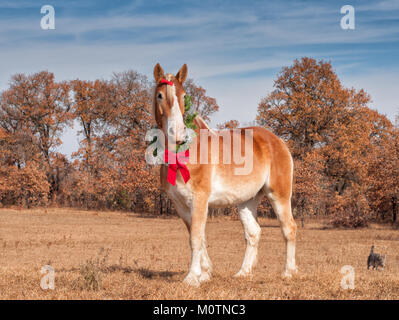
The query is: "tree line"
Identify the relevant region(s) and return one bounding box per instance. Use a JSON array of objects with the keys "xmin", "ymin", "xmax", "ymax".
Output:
[
  {"xmin": 0, "ymin": 57, "xmax": 398, "ymax": 227},
  {"xmin": 0, "ymin": 69, "xmax": 218, "ymax": 212}
]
